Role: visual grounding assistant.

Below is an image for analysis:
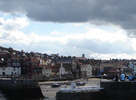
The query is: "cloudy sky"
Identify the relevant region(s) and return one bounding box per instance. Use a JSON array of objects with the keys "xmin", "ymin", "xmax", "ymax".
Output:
[{"xmin": 0, "ymin": 0, "xmax": 136, "ymax": 59}]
